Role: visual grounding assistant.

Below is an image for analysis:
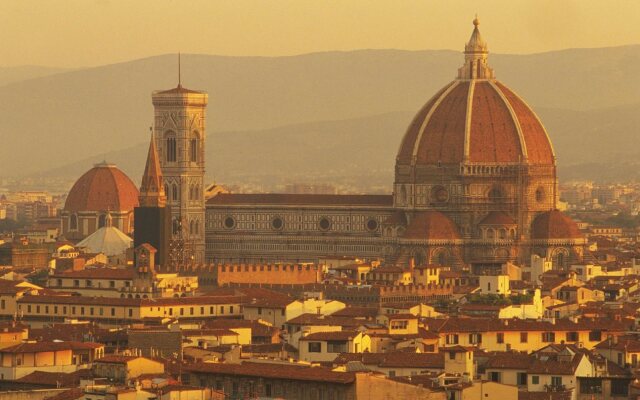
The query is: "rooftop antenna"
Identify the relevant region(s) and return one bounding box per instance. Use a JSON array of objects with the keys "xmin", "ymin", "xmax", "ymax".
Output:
[{"xmin": 178, "ymin": 52, "xmax": 181, "ymax": 88}]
